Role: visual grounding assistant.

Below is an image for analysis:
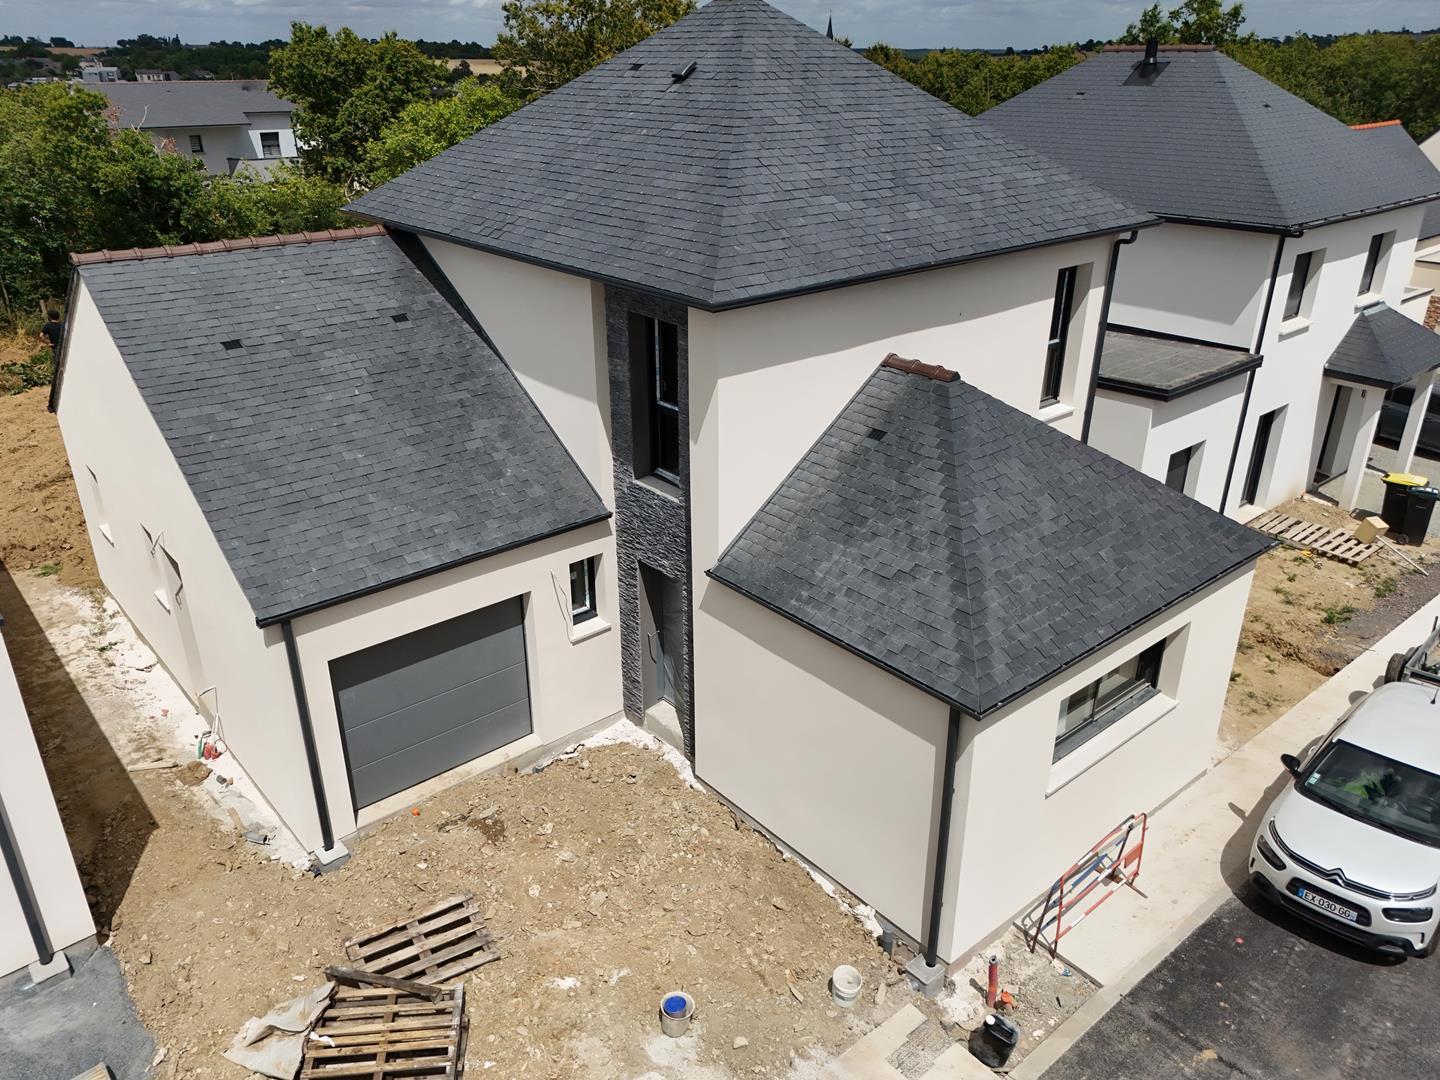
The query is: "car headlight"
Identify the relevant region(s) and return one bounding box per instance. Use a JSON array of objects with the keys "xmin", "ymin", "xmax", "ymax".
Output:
[
  {"xmin": 1255, "ymin": 832, "xmax": 1286, "ymax": 871},
  {"xmin": 1383, "ymin": 907, "xmax": 1434, "ymax": 923}
]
